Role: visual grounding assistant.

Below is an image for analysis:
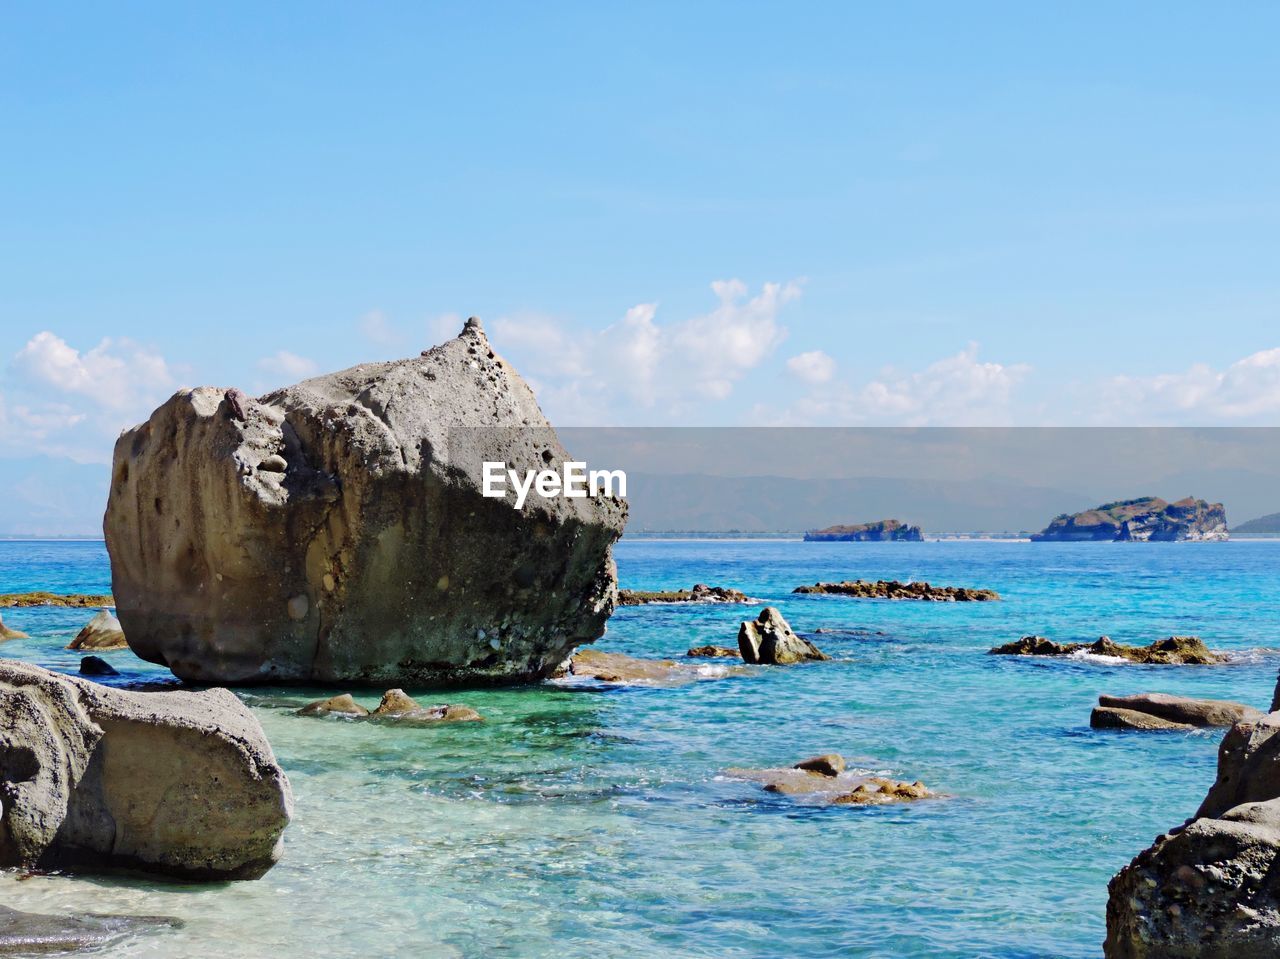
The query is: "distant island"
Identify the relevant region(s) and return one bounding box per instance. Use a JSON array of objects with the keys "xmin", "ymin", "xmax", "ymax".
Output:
[
  {"xmin": 1030, "ymin": 496, "xmax": 1228, "ymax": 542},
  {"xmin": 804, "ymin": 519, "xmax": 924, "ymax": 542},
  {"xmin": 1232, "ymin": 511, "xmax": 1280, "ymax": 538}
]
